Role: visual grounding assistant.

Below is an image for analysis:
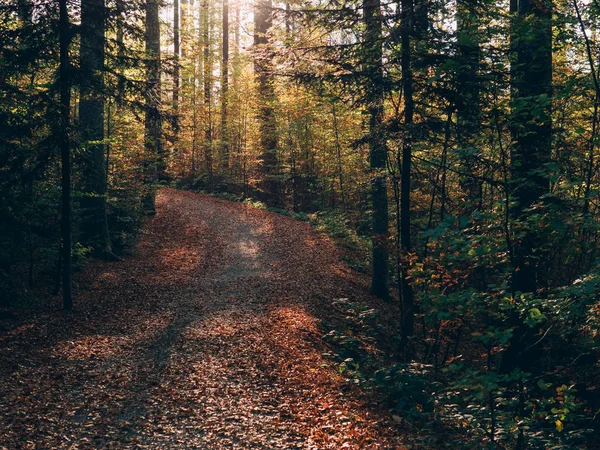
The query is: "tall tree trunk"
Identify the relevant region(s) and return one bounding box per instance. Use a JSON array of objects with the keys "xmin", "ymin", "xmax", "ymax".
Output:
[
  {"xmin": 400, "ymin": 0, "xmax": 415, "ymax": 339},
  {"xmin": 364, "ymin": 0, "xmax": 389, "ymax": 299},
  {"xmin": 456, "ymin": 0, "xmax": 482, "ymax": 207},
  {"xmin": 174, "ymin": 0, "xmax": 180, "ymax": 132},
  {"xmin": 221, "ymin": 0, "xmax": 229, "ymax": 170},
  {"xmin": 254, "ymin": 0, "xmax": 279, "ymax": 203},
  {"xmin": 501, "ymin": 0, "xmax": 553, "ymax": 374},
  {"xmin": 510, "ymin": 0, "xmax": 552, "ymax": 294},
  {"xmin": 80, "ymin": 0, "xmax": 112, "ymax": 256},
  {"xmin": 144, "ymin": 0, "xmax": 164, "ymax": 213},
  {"xmin": 59, "ymin": 0, "xmax": 72, "ymax": 309},
  {"xmin": 202, "ymin": 0, "xmax": 214, "ymax": 185},
  {"xmin": 116, "ymin": 0, "xmax": 125, "ymax": 106}
]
